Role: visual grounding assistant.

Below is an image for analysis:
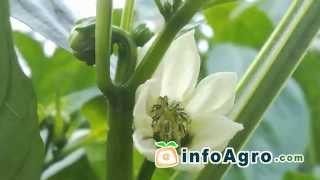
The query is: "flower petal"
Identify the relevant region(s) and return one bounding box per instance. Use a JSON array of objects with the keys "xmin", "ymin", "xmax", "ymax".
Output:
[
  {"xmin": 189, "ymin": 114, "xmax": 243, "ymax": 151},
  {"xmin": 133, "ymin": 80, "xmax": 160, "ymax": 161},
  {"xmin": 133, "ymin": 130, "xmax": 157, "ymax": 162},
  {"xmin": 134, "ymin": 79, "xmax": 160, "ymax": 130},
  {"xmin": 186, "ymin": 72, "xmax": 237, "ymax": 116},
  {"xmin": 134, "ymin": 79, "xmax": 161, "ymax": 115},
  {"xmin": 154, "ymin": 31, "xmax": 200, "ymax": 101}
]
